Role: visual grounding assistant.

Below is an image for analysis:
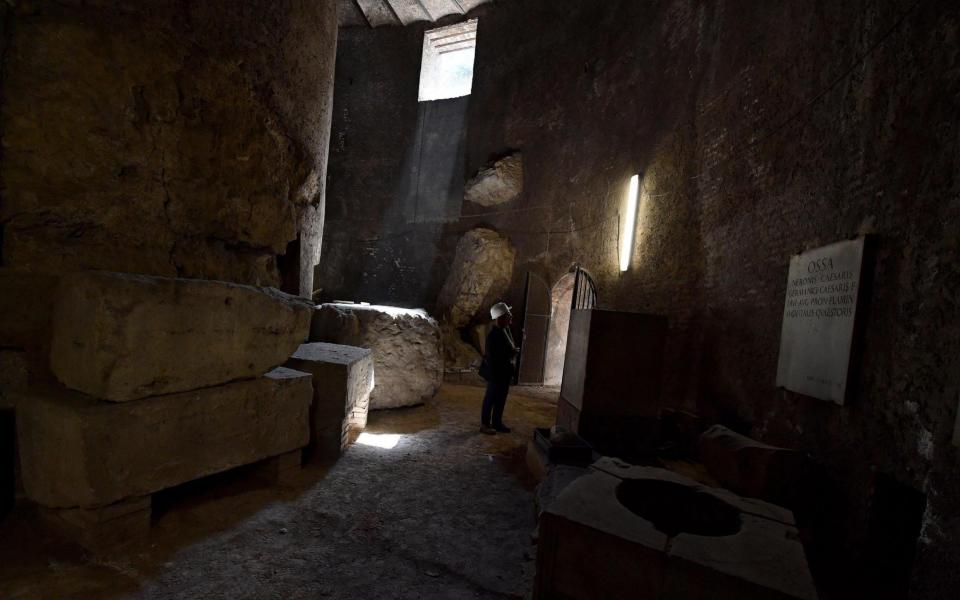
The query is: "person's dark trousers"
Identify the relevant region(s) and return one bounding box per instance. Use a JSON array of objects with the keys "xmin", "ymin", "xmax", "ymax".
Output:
[{"xmin": 481, "ymin": 380, "xmax": 510, "ymax": 427}]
